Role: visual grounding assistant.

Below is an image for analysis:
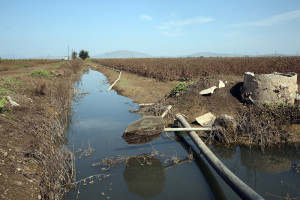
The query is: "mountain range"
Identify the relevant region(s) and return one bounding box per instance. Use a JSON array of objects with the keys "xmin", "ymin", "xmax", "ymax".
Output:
[{"xmin": 93, "ymin": 50, "xmax": 152, "ymax": 58}]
